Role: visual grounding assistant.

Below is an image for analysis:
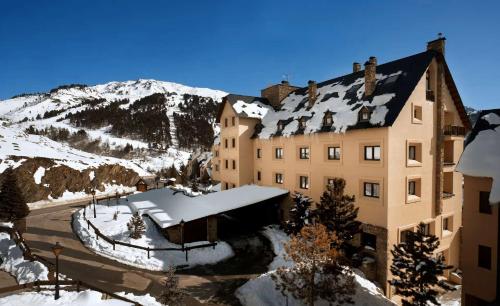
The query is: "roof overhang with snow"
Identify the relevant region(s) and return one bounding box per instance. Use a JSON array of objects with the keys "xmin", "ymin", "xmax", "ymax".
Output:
[{"xmin": 127, "ymin": 185, "xmax": 289, "ymax": 228}]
